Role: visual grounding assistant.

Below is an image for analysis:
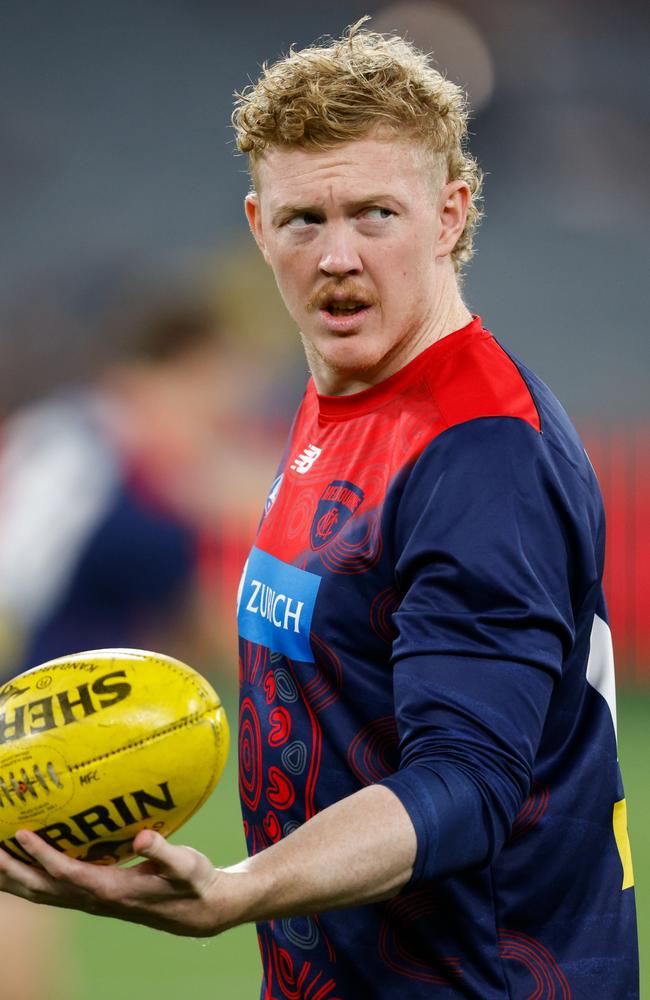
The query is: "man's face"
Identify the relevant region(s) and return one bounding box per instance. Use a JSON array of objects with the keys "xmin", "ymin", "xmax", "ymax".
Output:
[{"xmin": 246, "ymin": 134, "xmax": 462, "ymax": 394}]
